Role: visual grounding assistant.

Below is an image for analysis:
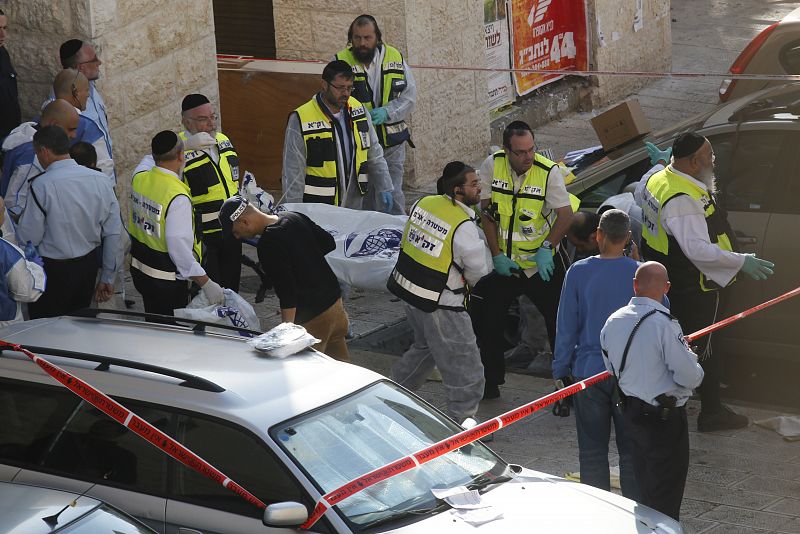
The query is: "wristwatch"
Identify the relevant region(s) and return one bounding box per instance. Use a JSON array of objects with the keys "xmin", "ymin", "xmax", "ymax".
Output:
[{"xmin": 541, "ymin": 240, "xmax": 553, "ymax": 250}]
